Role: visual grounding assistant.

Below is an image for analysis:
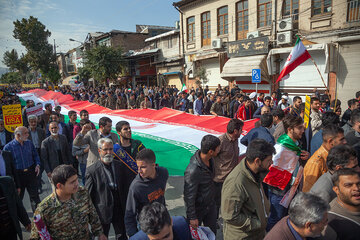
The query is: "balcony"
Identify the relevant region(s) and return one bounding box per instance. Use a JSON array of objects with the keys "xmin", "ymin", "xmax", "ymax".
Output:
[{"xmin": 347, "ymin": 0, "xmax": 360, "ymax": 22}]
